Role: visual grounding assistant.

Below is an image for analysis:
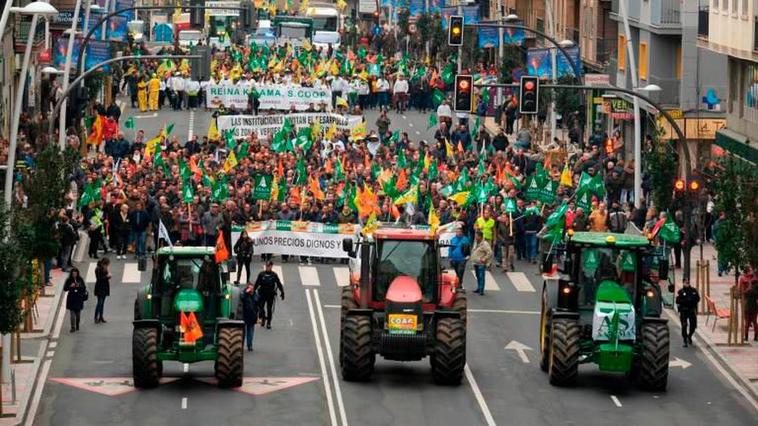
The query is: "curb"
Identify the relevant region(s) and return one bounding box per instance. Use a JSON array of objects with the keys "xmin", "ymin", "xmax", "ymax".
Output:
[{"xmin": 664, "ymin": 308, "xmax": 758, "ymax": 412}]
